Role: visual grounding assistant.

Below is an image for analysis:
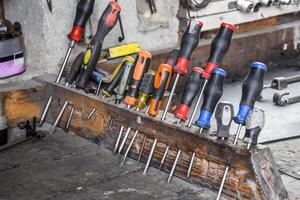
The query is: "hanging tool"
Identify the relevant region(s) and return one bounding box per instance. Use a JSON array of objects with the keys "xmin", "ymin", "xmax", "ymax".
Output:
[
  {"xmin": 196, "ymin": 68, "xmax": 227, "ymax": 133},
  {"xmin": 175, "ymin": 67, "xmax": 204, "ymax": 124},
  {"xmin": 124, "ymin": 50, "xmax": 152, "ymax": 108},
  {"xmin": 215, "ymin": 102, "xmax": 234, "ymax": 140},
  {"xmin": 75, "ymin": 2, "xmax": 121, "ymax": 89},
  {"xmin": 216, "ymin": 62, "xmax": 267, "ymax": 200},
  {"xmin": 167, "ymin": 149, "xmax": 181, "ymax": 183},
  {"xmin": 0, "ymin": 93, "xmax": 8, "ymax": 145},
  {"xmin": 65, "ymin": 107, "xmax": 75, "ymax": 132},
  {"xmin": 244, "ymin": 108, "xmax": 265, "ymax": 149},
  {"xmin": 273, "ymin": 91, "xmax": 300, "ymax": 106},
  {"xmin": 50, "ymin": 101, "xmax": 69, "ymax": 134},
  {"xmin": 148, "ymin": 49, "xmax": 180, "ymax": 117},
  {"xmin": 39, "ymin": 0, "xmax": 95, "ymax": 126},
  {"xmin": 135, "ymin": 70, "xmax": 155, "ymax": 111},
  {"xmin": 162, "ymin": 19, "xmax": 203, "ymax": 120},
  {"xmin": 114, "ymin": 56, "xmax": 136, "ymax": 104},
  {"xmin": 185, "ymin": 68, "xmax": 226, "ymax": 179},
  {"xmin": 264, "ymin": 74, "xmax": 300, "ymax": 90},
  {"xmin": 47, "ymin": 0, "xmax": 53, "ymax": 13},
  {"xmin": 187, "ymin": 23, "xmax": 236, "ymax": 128}
]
